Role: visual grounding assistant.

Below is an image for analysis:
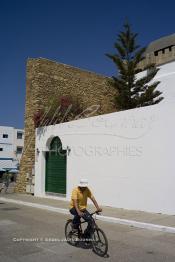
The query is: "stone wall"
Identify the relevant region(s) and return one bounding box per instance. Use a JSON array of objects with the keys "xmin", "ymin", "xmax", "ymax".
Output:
[
  {"xmin": 15, "ymin": 58, "xmax": 117, "ymax": 192},
  {"xmin": 138, "ymin": 46, "xmax": 175, "ymax": 70}
]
